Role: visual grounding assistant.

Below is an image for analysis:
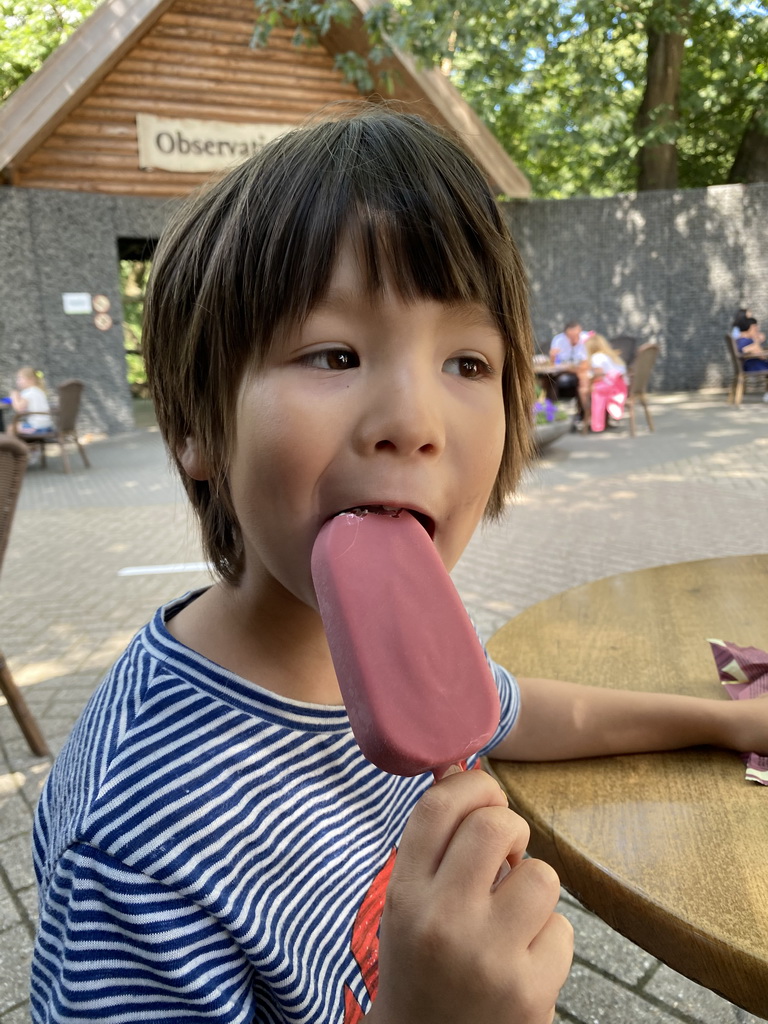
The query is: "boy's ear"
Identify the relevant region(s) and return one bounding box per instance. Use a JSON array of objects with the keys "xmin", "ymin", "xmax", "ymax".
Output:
[{"xmin": 178, "ymin": 437, "xmax": 210, "ymax": 481}]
